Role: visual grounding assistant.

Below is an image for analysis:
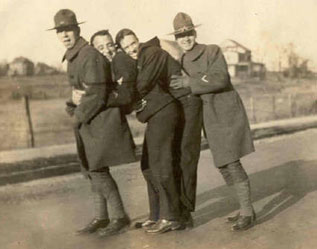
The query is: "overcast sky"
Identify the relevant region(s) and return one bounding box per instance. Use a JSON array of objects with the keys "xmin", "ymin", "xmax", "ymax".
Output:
[{"xmin": 1, "ymin": 0, "xmax": 316, "ymax": 70}]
